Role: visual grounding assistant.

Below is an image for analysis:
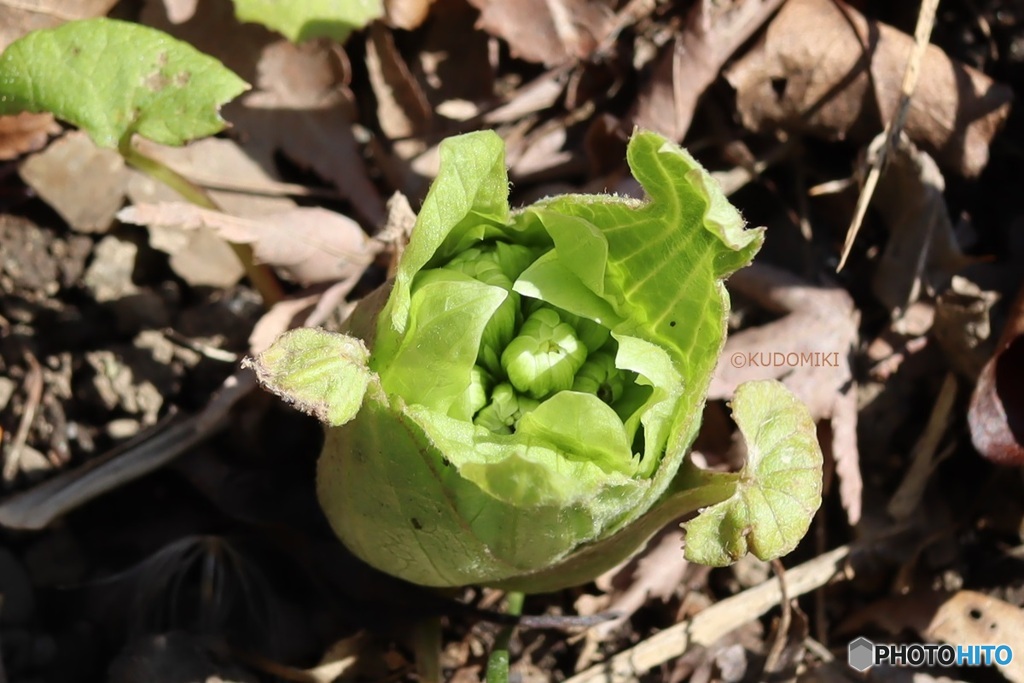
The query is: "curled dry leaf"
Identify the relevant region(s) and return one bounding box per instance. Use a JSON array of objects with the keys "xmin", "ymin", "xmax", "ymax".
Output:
[
  {"xmin": 0, "ymin": 112, "xmax": 60, "ymax": 161},
  {"xmin": 118, "ymin": 202, "xmax": 380, "ymax": 287},
  {"xmin": 969, "ymin": 283, "xmax": 1024, "ymax": 466},
  {"xmin": 710, "ymin": 263, "xmax": 862, "ymax": 525},
  {"xmin": 466, "ymin": 0, "xmax": 616, "ymax": 67},
  {"xmin": 725, "ymin": 0, "xmax": 1012, "ymax": 177}
]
